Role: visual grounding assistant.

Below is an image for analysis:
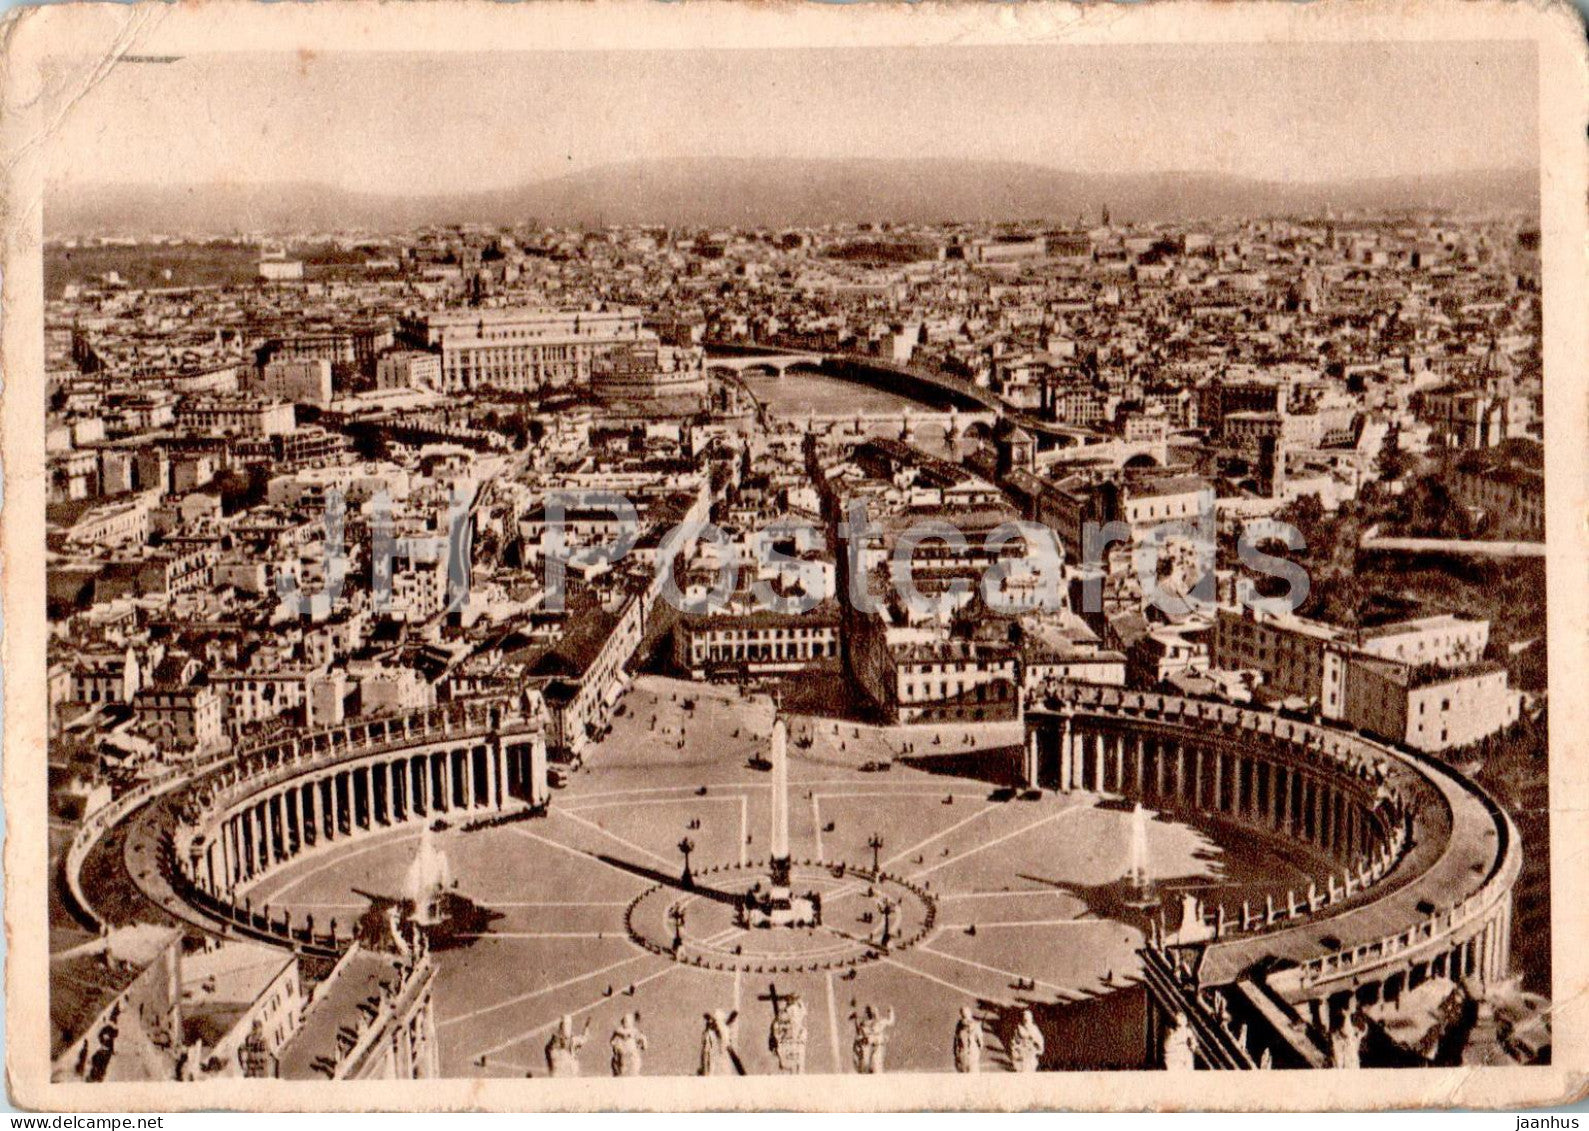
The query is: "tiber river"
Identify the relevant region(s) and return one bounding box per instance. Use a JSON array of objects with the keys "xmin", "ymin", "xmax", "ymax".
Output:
[{"xmin": 741, "ymin": 369, "xmax": 930, "ymax": 418}]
